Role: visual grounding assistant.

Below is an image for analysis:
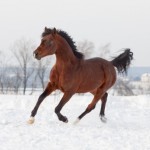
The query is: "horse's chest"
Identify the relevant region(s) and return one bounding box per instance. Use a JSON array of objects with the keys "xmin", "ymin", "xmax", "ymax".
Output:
[
  {"xmin": 50, "ymin": 67, "xmax": 76, "ymax": 91},
  {"xmin": 58, "ymin": 72, "xmax": 75, "ymax": 91},
  {"xmin": 50, "ymin": 68, "xmax": 60, "ymax": 87},
  {"xmin": 58, "ymin": 73, "xmax": 69, "ymax": 84}
]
